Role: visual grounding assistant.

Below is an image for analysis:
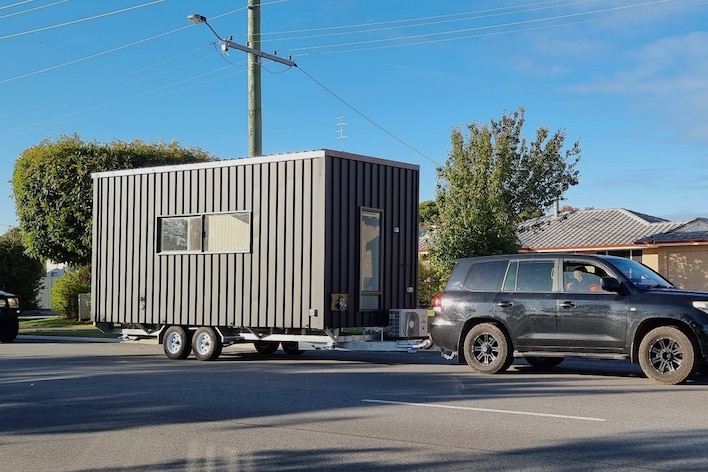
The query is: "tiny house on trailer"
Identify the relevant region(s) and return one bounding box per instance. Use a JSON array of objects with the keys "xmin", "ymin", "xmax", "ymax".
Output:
[{"xmin": 91, "ymin": 149, "xmax": 430, "ymax": 360}]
